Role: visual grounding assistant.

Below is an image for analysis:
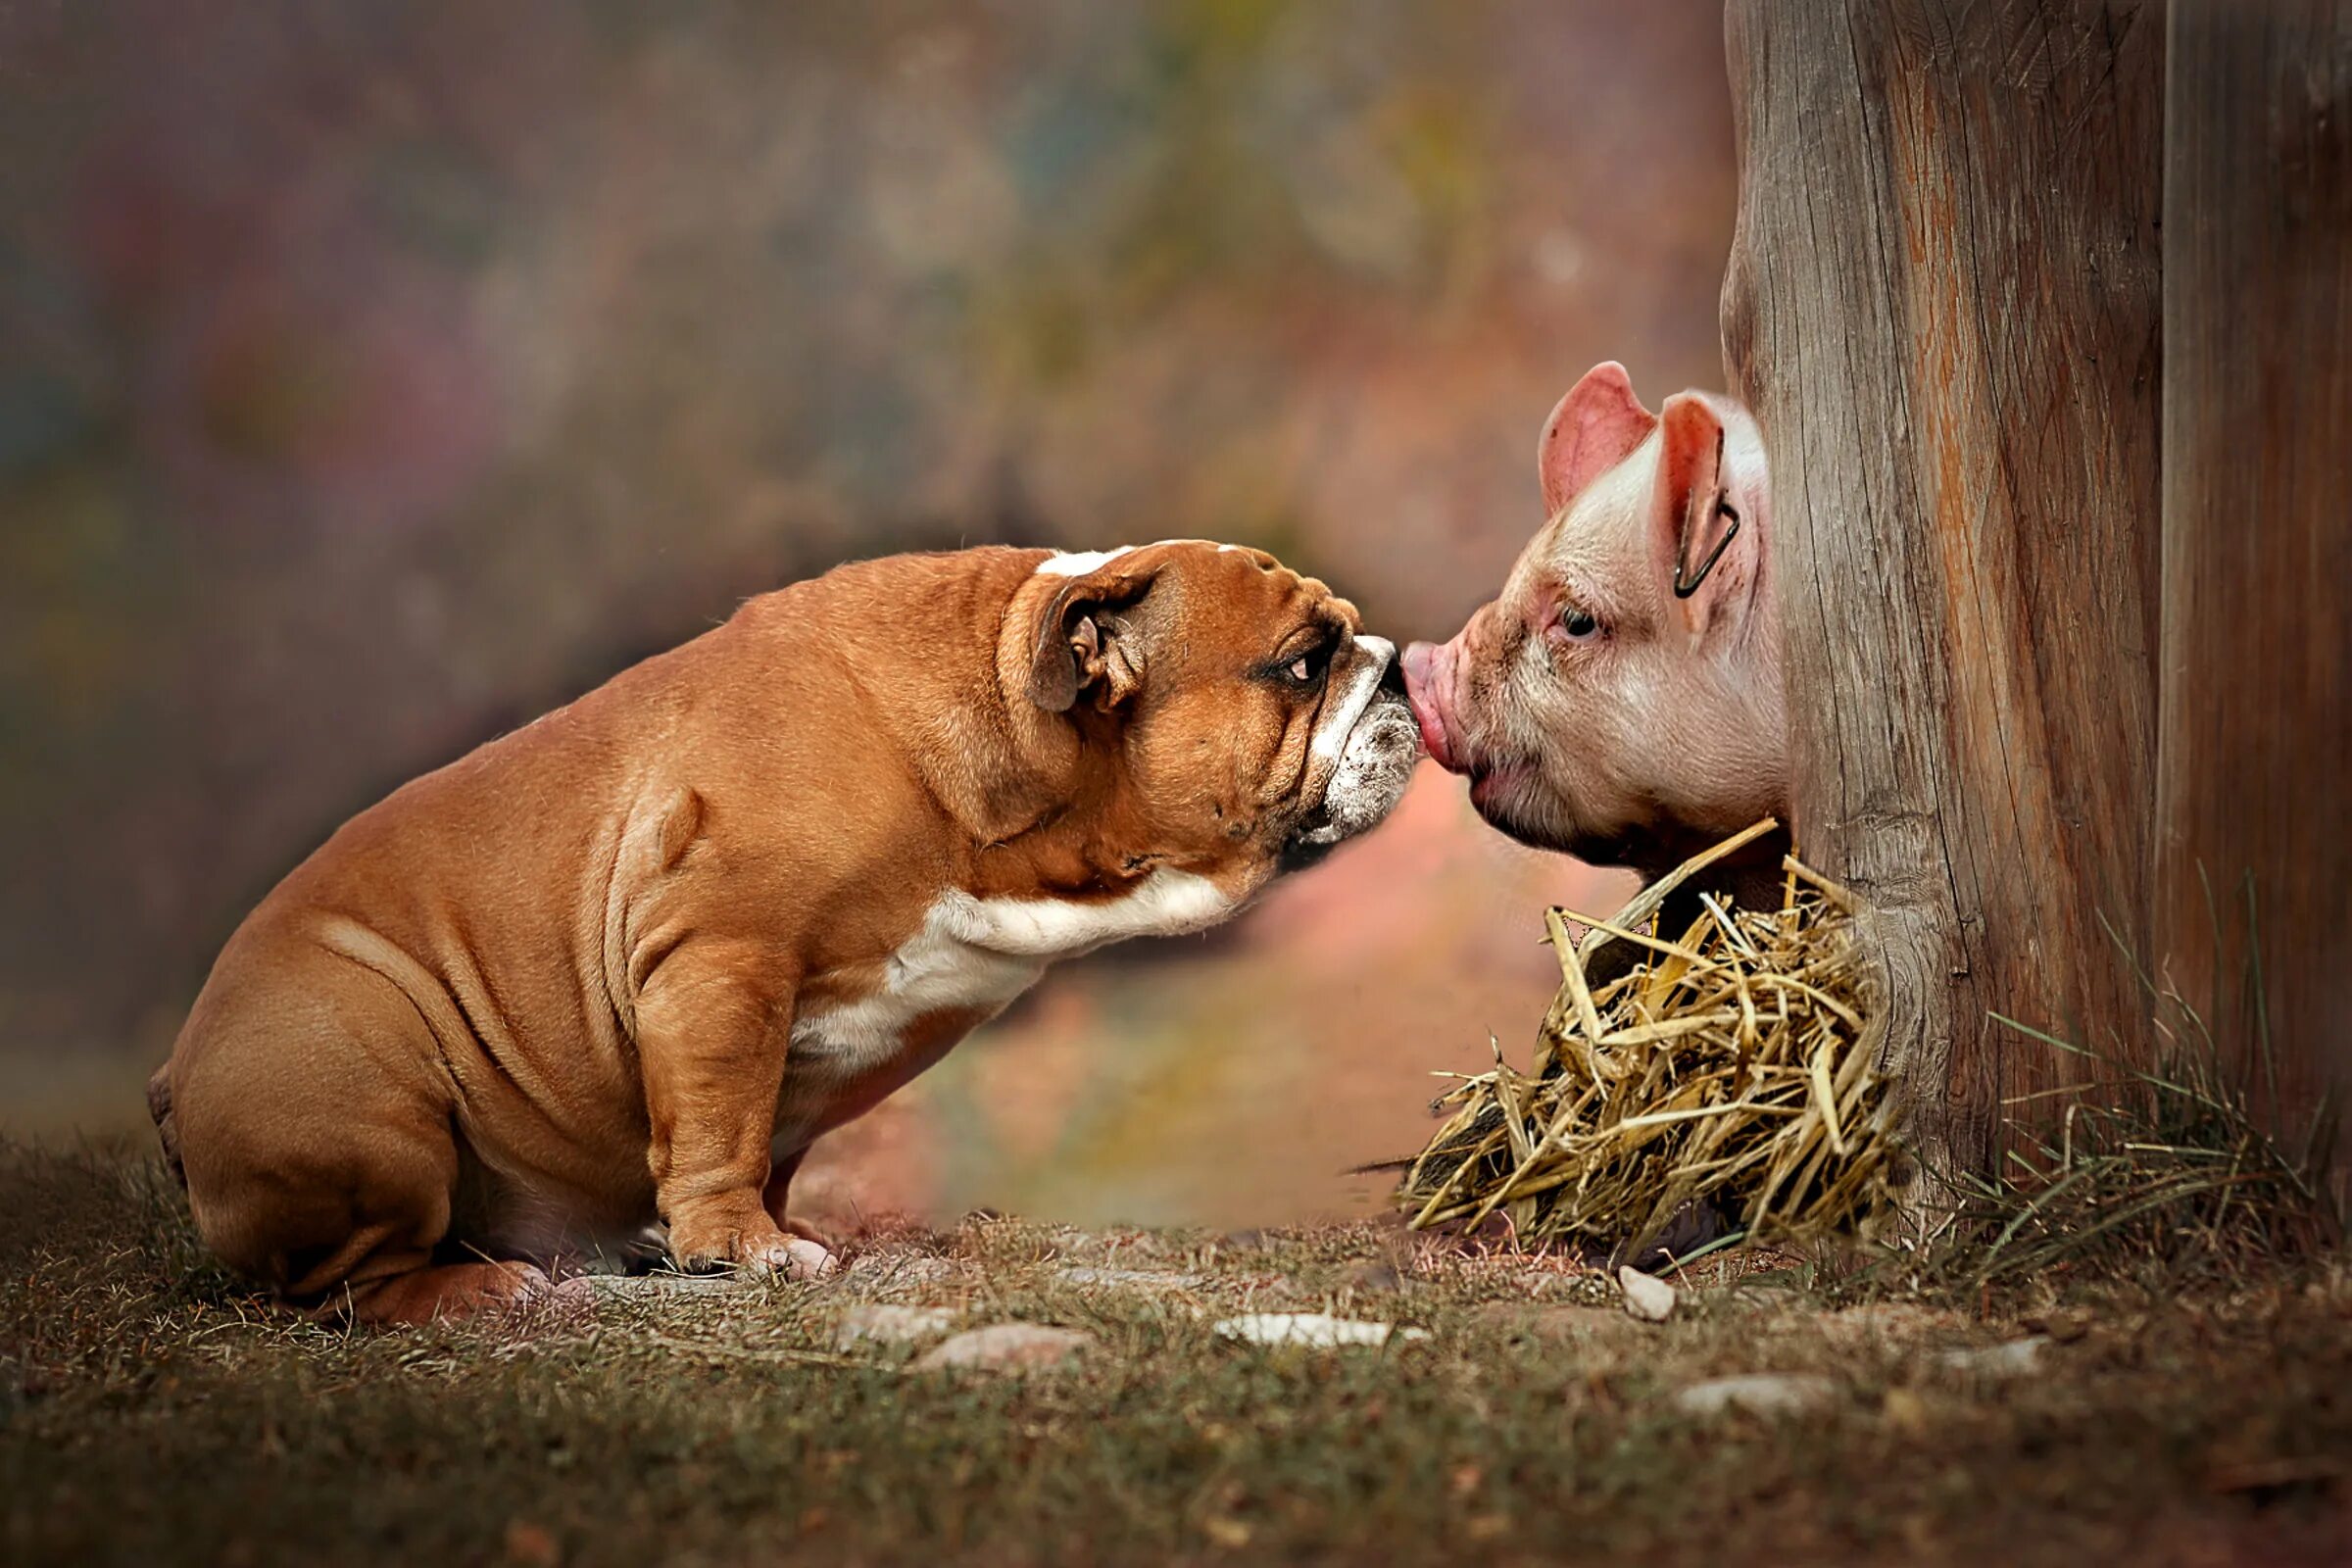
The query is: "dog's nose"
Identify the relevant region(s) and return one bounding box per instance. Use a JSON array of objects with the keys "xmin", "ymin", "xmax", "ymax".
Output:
[{"xmin": 1358, "ymin": 635, "xmax": 1408, "ymax": 702}]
